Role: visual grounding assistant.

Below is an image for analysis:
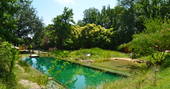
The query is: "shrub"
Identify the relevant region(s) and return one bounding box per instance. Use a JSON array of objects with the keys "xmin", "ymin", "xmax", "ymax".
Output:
[
  {"xmin": 69, "ymin": 24, "xmax": 114, "ymax": 49},
  {"xmin": 0, "ymin": 42, "xmax": 19, "ymax": 88},
  {"xmin": 126, "ymin": 19, "xmax": 170, "ymax": 65},
  {"xmin": 0, "ymin": 42, "xmax": 19, "ymax": 73}
]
